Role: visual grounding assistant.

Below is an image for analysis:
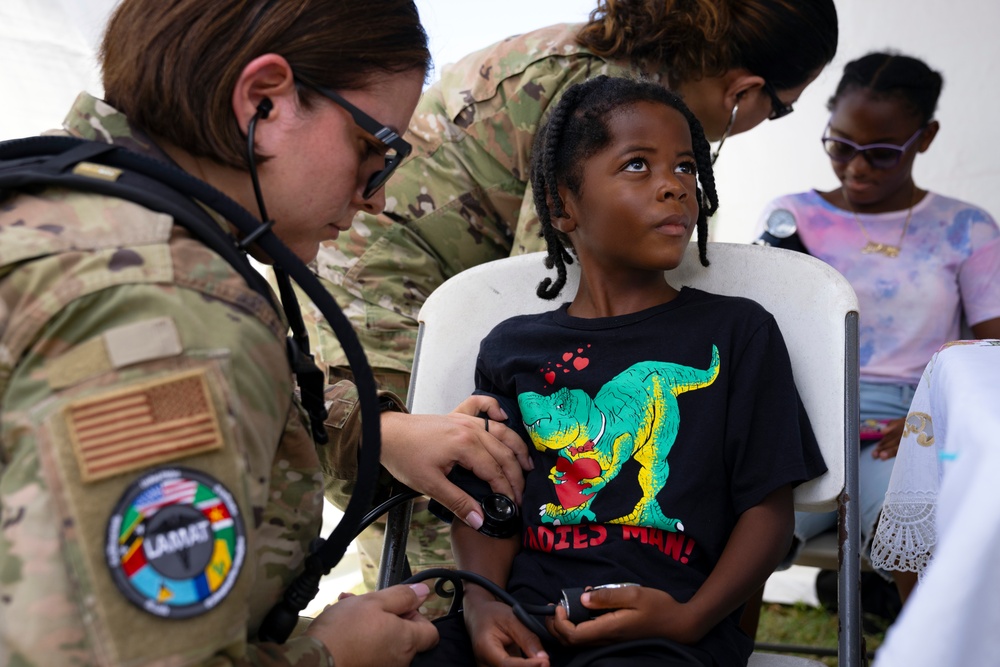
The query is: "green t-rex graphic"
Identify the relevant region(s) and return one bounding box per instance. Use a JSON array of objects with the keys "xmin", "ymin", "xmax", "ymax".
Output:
[{"xmin": 519, "ymin": 346, "xmax": 720, "ymax": 531}]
